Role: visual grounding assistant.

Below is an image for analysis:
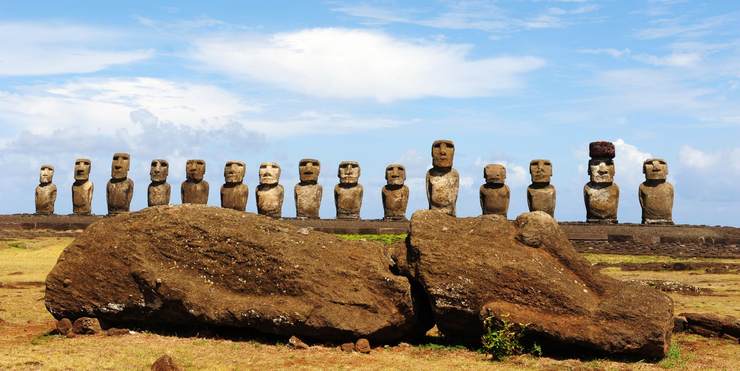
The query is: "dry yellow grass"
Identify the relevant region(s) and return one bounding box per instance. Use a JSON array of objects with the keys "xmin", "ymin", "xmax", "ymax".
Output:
[{"xmin": 1, "ymin": 237, "xmax": 739, "ymax": 370}]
